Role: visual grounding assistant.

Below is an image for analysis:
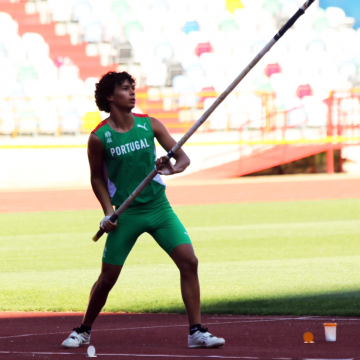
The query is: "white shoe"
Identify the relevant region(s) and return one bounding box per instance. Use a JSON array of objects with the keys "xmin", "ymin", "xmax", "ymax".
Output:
[
  {"xmin": 62, "ymin": 329, "xmax": 91, "ymax": 348},
  {"xmin": 188, "ymin": 327, "xmax": 225, "ymax": 348}
]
